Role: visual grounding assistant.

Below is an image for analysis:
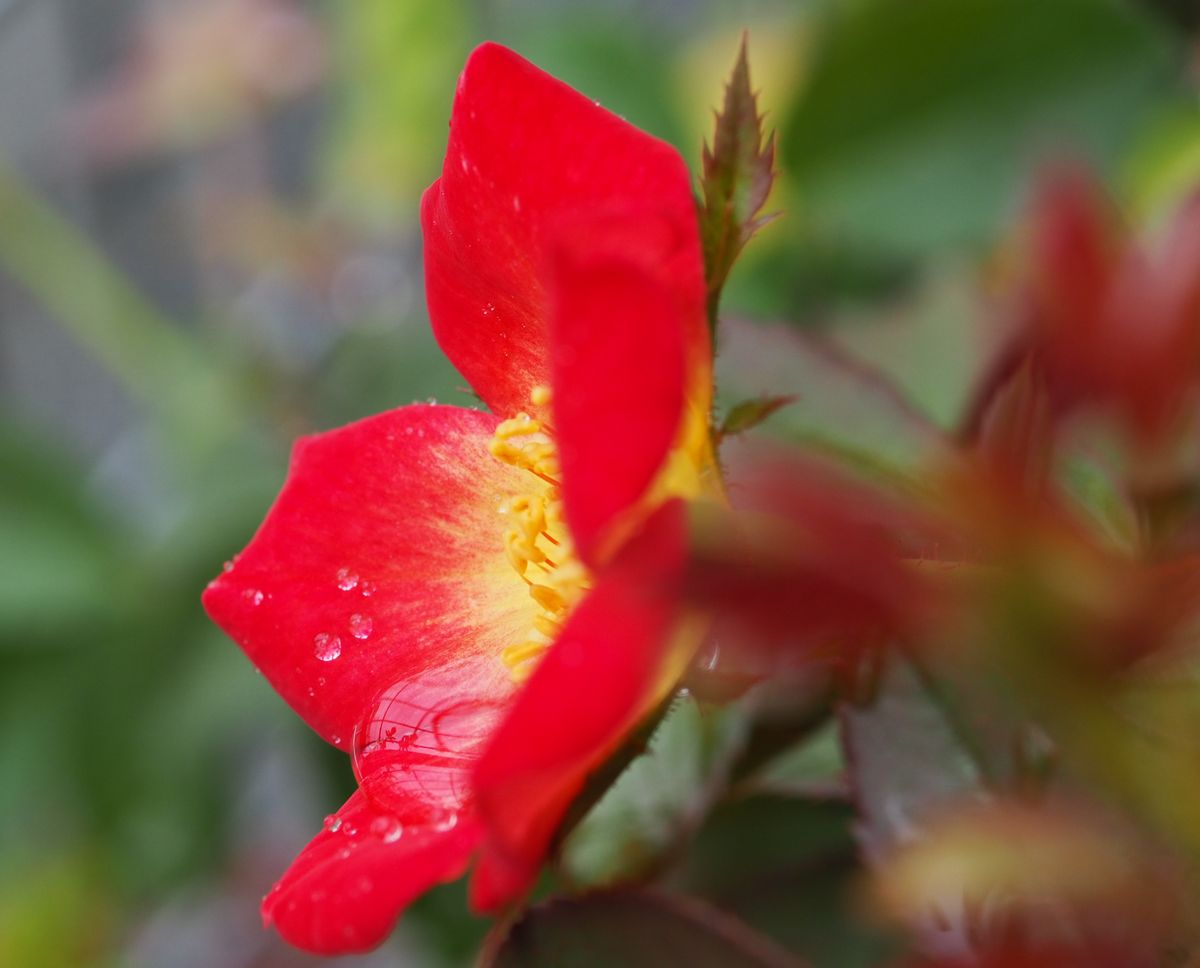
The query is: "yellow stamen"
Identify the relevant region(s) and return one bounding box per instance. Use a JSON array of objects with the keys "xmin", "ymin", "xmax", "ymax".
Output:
[{"xmin": 489, "ymin": 389, "xmax": 590, "ymax": 679}]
